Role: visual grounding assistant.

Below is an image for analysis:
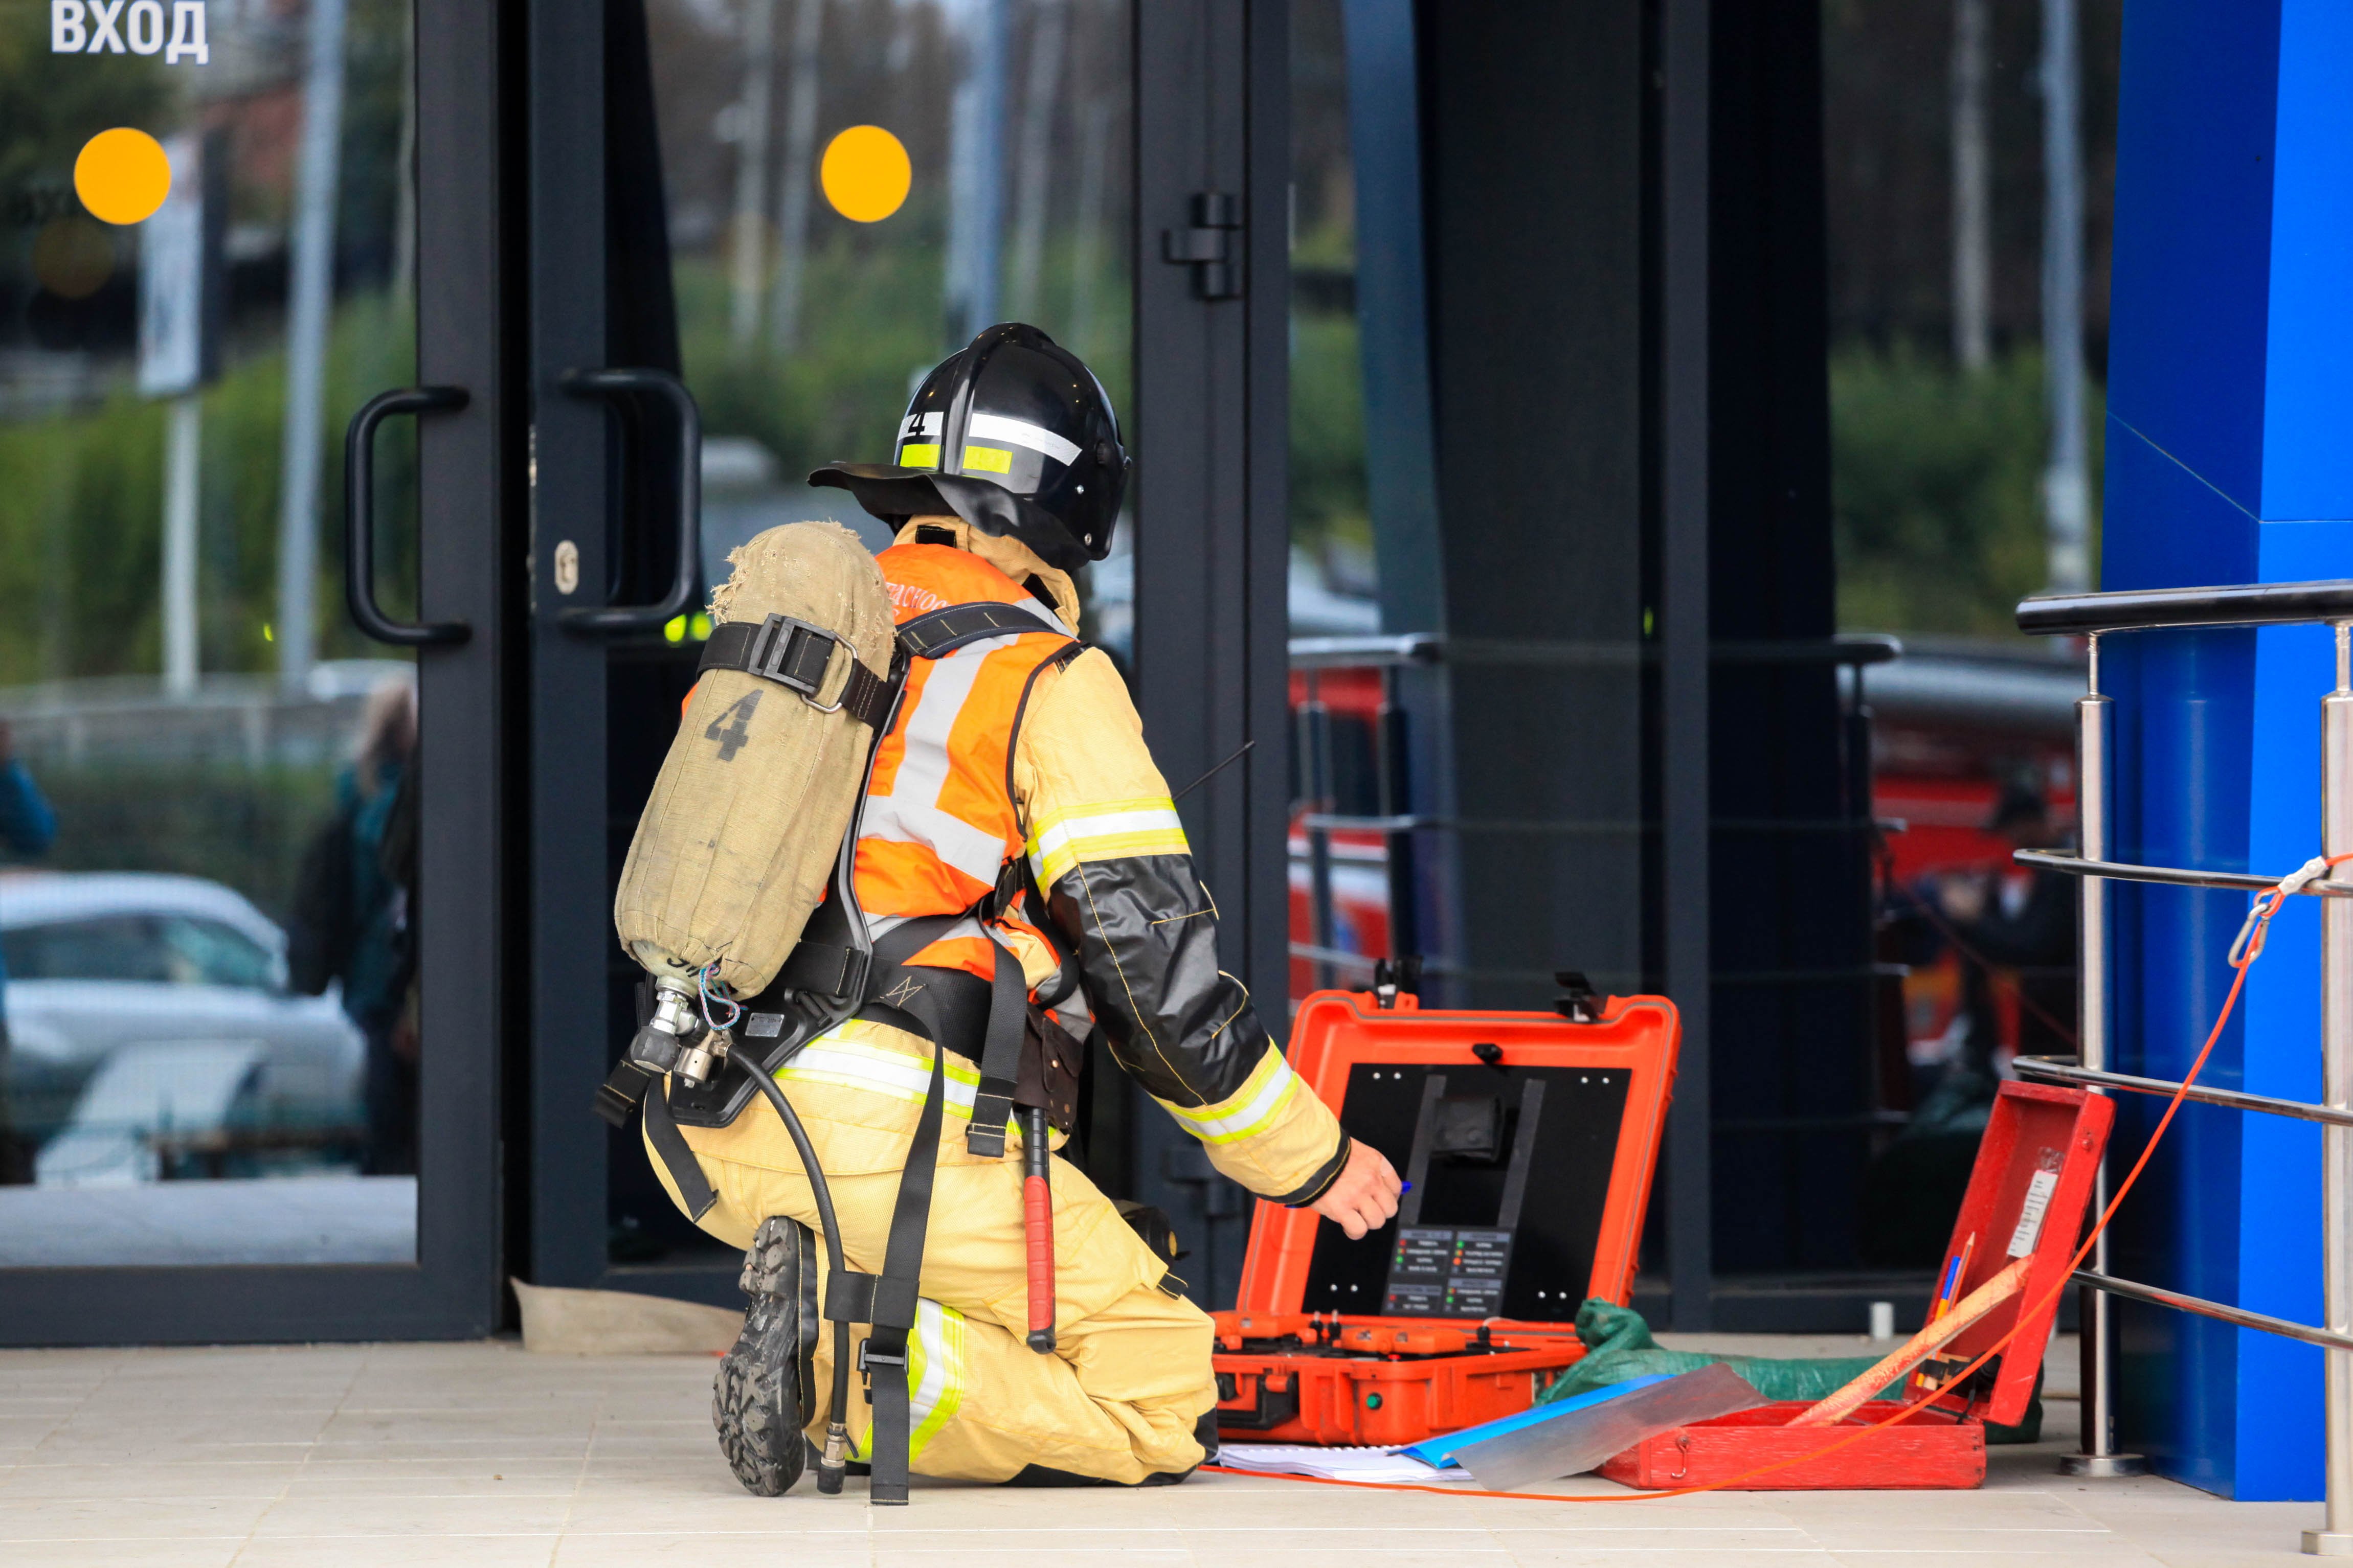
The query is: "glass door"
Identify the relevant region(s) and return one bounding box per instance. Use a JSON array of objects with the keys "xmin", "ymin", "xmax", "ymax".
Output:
[
  {"xmin": 527, "ymin": 0, "xmax": 1292, "ymax": 1310},
  {"xmin": 526, "ymin": 0, "xmax": 1134, "ymax": 1298},
  {"xmin": 0, "ymin": 0, "xmax": 504, "ymax": 1340}
]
